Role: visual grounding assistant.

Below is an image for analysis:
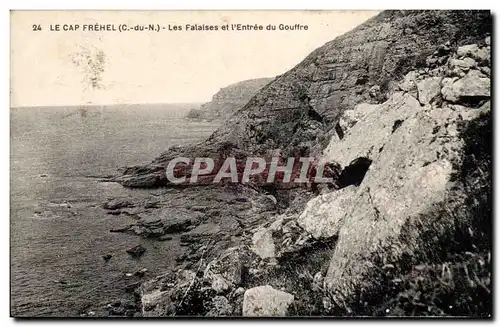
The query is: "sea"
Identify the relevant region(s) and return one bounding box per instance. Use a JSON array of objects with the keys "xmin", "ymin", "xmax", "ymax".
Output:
[{"xmin": 10, "ymin": 104, "xmax": 219, "ymax": 317}]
